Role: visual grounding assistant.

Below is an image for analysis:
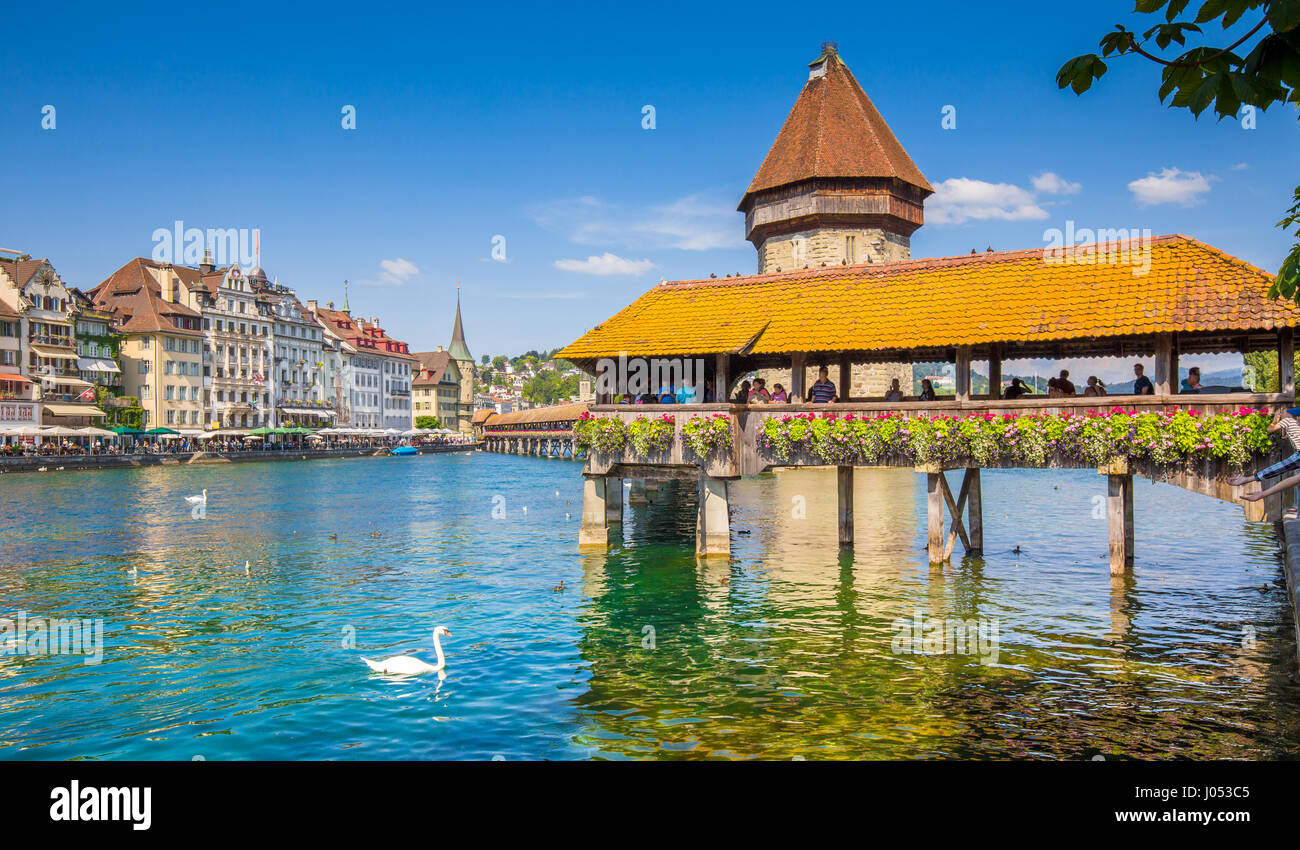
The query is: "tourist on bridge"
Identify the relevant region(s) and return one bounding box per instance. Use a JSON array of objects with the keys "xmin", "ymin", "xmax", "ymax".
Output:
[
  {"xmin": 1084, "ymin": 376, "xmax": 1107, "ymax": 397},
  {"xmin": 748, "ymin": 378, "xmax": 772, "ymax": 404},
  {"xmin": 770, "ymin": 382, "xmax": 788, "ymax": 403},
  {"xmin": 1229, "ymin": 408, "xmax": 1300, "ymax": 489},
  {"xmin": 1003, "ymin": 377, "xmax": 1032, "ymax": 399},
  {"xmin": 884, "ymin": 378, "xmax": 904, "ymax": 402},
  {"xmin": 1181, "ymin": 366, "xmax": 1203, "ymax": 393},
  {"xmin": 1133, "ymin": 363, "xmax": 1154, "ymax": 395},
  {"xmin": 806, "ymin": 367, "xmax": 838, "ymax": 403},
  {"xmin": 734, "ymin": 380, "xmax": 751, "ymax": 404},
  {"xmin": 919, "ymin": 378, "xmax": 937, "ymax": 401},
  {"xmin": 1057, "ymin": 370, "xmax": 1076, "ymax": 396}
]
